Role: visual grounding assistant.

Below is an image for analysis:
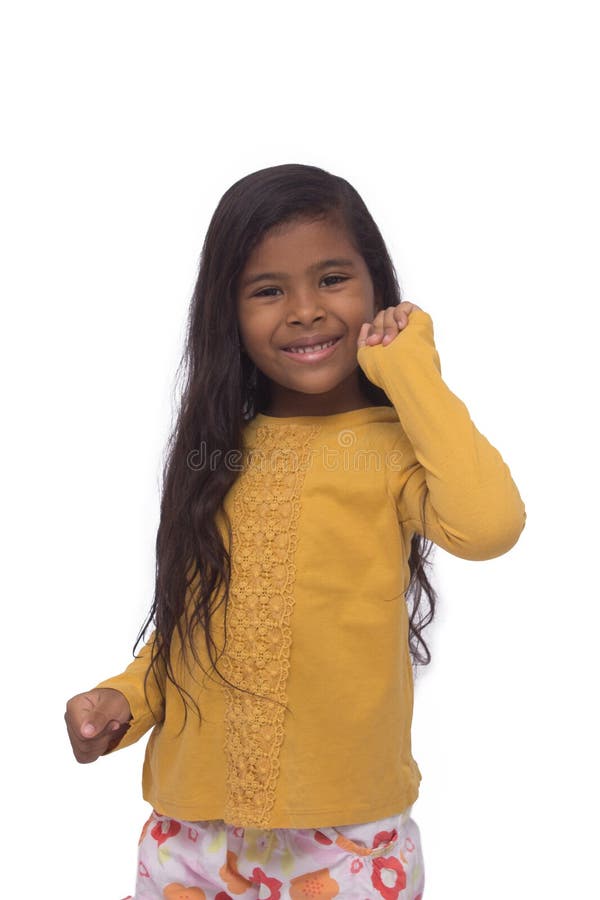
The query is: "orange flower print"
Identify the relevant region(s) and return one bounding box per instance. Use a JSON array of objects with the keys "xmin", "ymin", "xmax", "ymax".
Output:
[
  {"xmin": 219, "ymin": 850, "xmax": 253, "ymax": 895},
  {"xmin": 289, "ymin": 867, "xmax": 340, "ymax": 899},
  {"xmin": 371, "ymin": 856, "xmax": 406, "ymax": 900},
  {"xmin": 163, "ymin": 884, "xmax": 206, "ymax": 900},
  {"xmin": 251, "ymin": 867, "xmax": 282, "ymax": 899}
]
